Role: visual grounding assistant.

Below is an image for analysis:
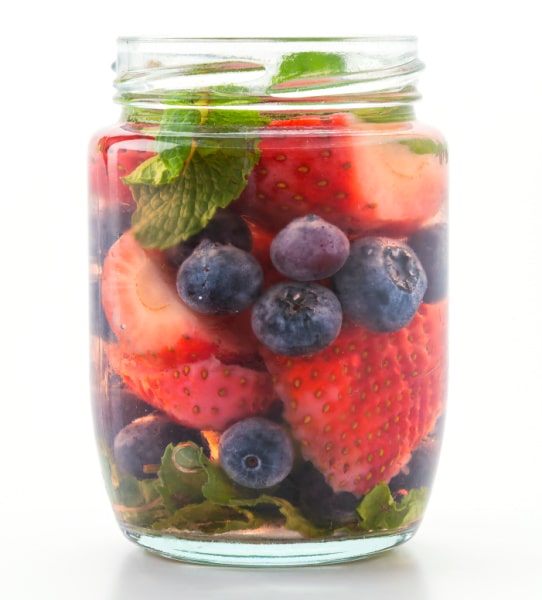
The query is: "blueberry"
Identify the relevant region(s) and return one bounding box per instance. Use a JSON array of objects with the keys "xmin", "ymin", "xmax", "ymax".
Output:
[
  {"xmin": 164, "ymin": 209, "xmax": 252, "ymax": 267},
  {"xmin": 270, "ymin": 214, "xmax": 350, "ymax": 281},
  {"xmin": 90, "ymin": 208, "xmax": 133, "ymax": 265},
  {"xmin": 176, "ymin": 240, "xmax": 263, "ymax": 315},
  {"xmin": 251, "ymin": 281, "xmax": 342, "ymax": 356},
  {"xmin": 388, "ymin": 438, "xmax": 441, "ymax": 494},
  {"xmin": 89, "ymin": 273, "xmax": 114, "ymax": 341},
  {"xmin": 92, "ymin": 372, "xmax": 154, "ymax": 444},
  {"xmin": 332, "ymin": 237, "xmax": 427, "ymax": 332},
  {"xmin": 219, "ymin": 417, "xmax": 294, "ymax": 489},
  {"xmin": 113, "ymin": 413, "xmax": 206, "ymax": 479},
  {"xmin": 408, "ymin": 223, "xmax": 448, "ymax": 303},
  {"xmin": 288, "ymin": 462, "xmax": 359, "ymax": 527}
]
